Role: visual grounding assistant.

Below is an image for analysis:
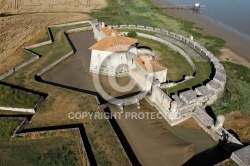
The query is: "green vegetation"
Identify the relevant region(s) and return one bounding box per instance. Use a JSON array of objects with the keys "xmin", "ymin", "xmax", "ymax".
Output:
[
  {"xmin": 166, "ymin": 62, "xmax": 212, "ymax": 95},
  {"xmin": 127, "ymin": 31, "xmax": 137, "ymax": 37},
  {"xmin": 212, "ymin": 62, "xmax": 250, "ymax": 116},
  {"xmin": 0, "ymin": 118, "xmax": 21, "ymax": 140},
  {"xmin": 91, "ymin": 0, "xmax": 225, "ymax": 55},
  {"xmin": 0, "ymin": 118, "xmax": 83, "ymax": 166},
  {"xmin": 29, "ymin": 23, "xmax": 89, "ymax": 72},
  {"xmin": 0, "ymin": 85, "xmax": 40, "ymax": 108},
  {"xmin": 135, "ymin": 36, "xmax": 193, "ymax": 81}
]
